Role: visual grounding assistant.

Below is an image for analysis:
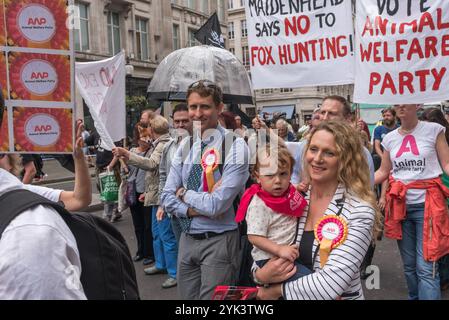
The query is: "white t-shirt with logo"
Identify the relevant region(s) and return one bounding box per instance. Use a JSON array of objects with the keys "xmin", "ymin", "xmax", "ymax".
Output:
[{"xmin": 382, "ymin": 121, "xmax": 445, "ymax": 204}]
